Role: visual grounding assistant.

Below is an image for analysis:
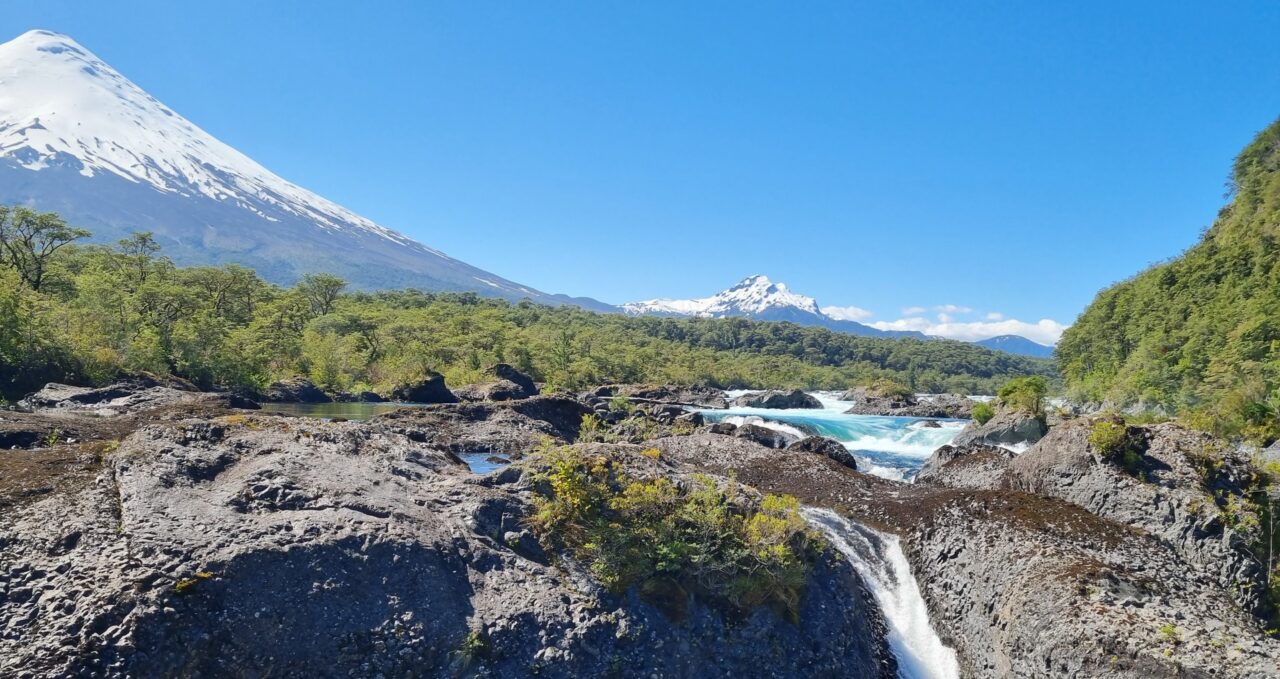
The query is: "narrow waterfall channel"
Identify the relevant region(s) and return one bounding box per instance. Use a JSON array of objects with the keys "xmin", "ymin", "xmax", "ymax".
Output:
[{"xmin": 802, "ymin": 507, "xmax": 960, "ymax": 679}]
